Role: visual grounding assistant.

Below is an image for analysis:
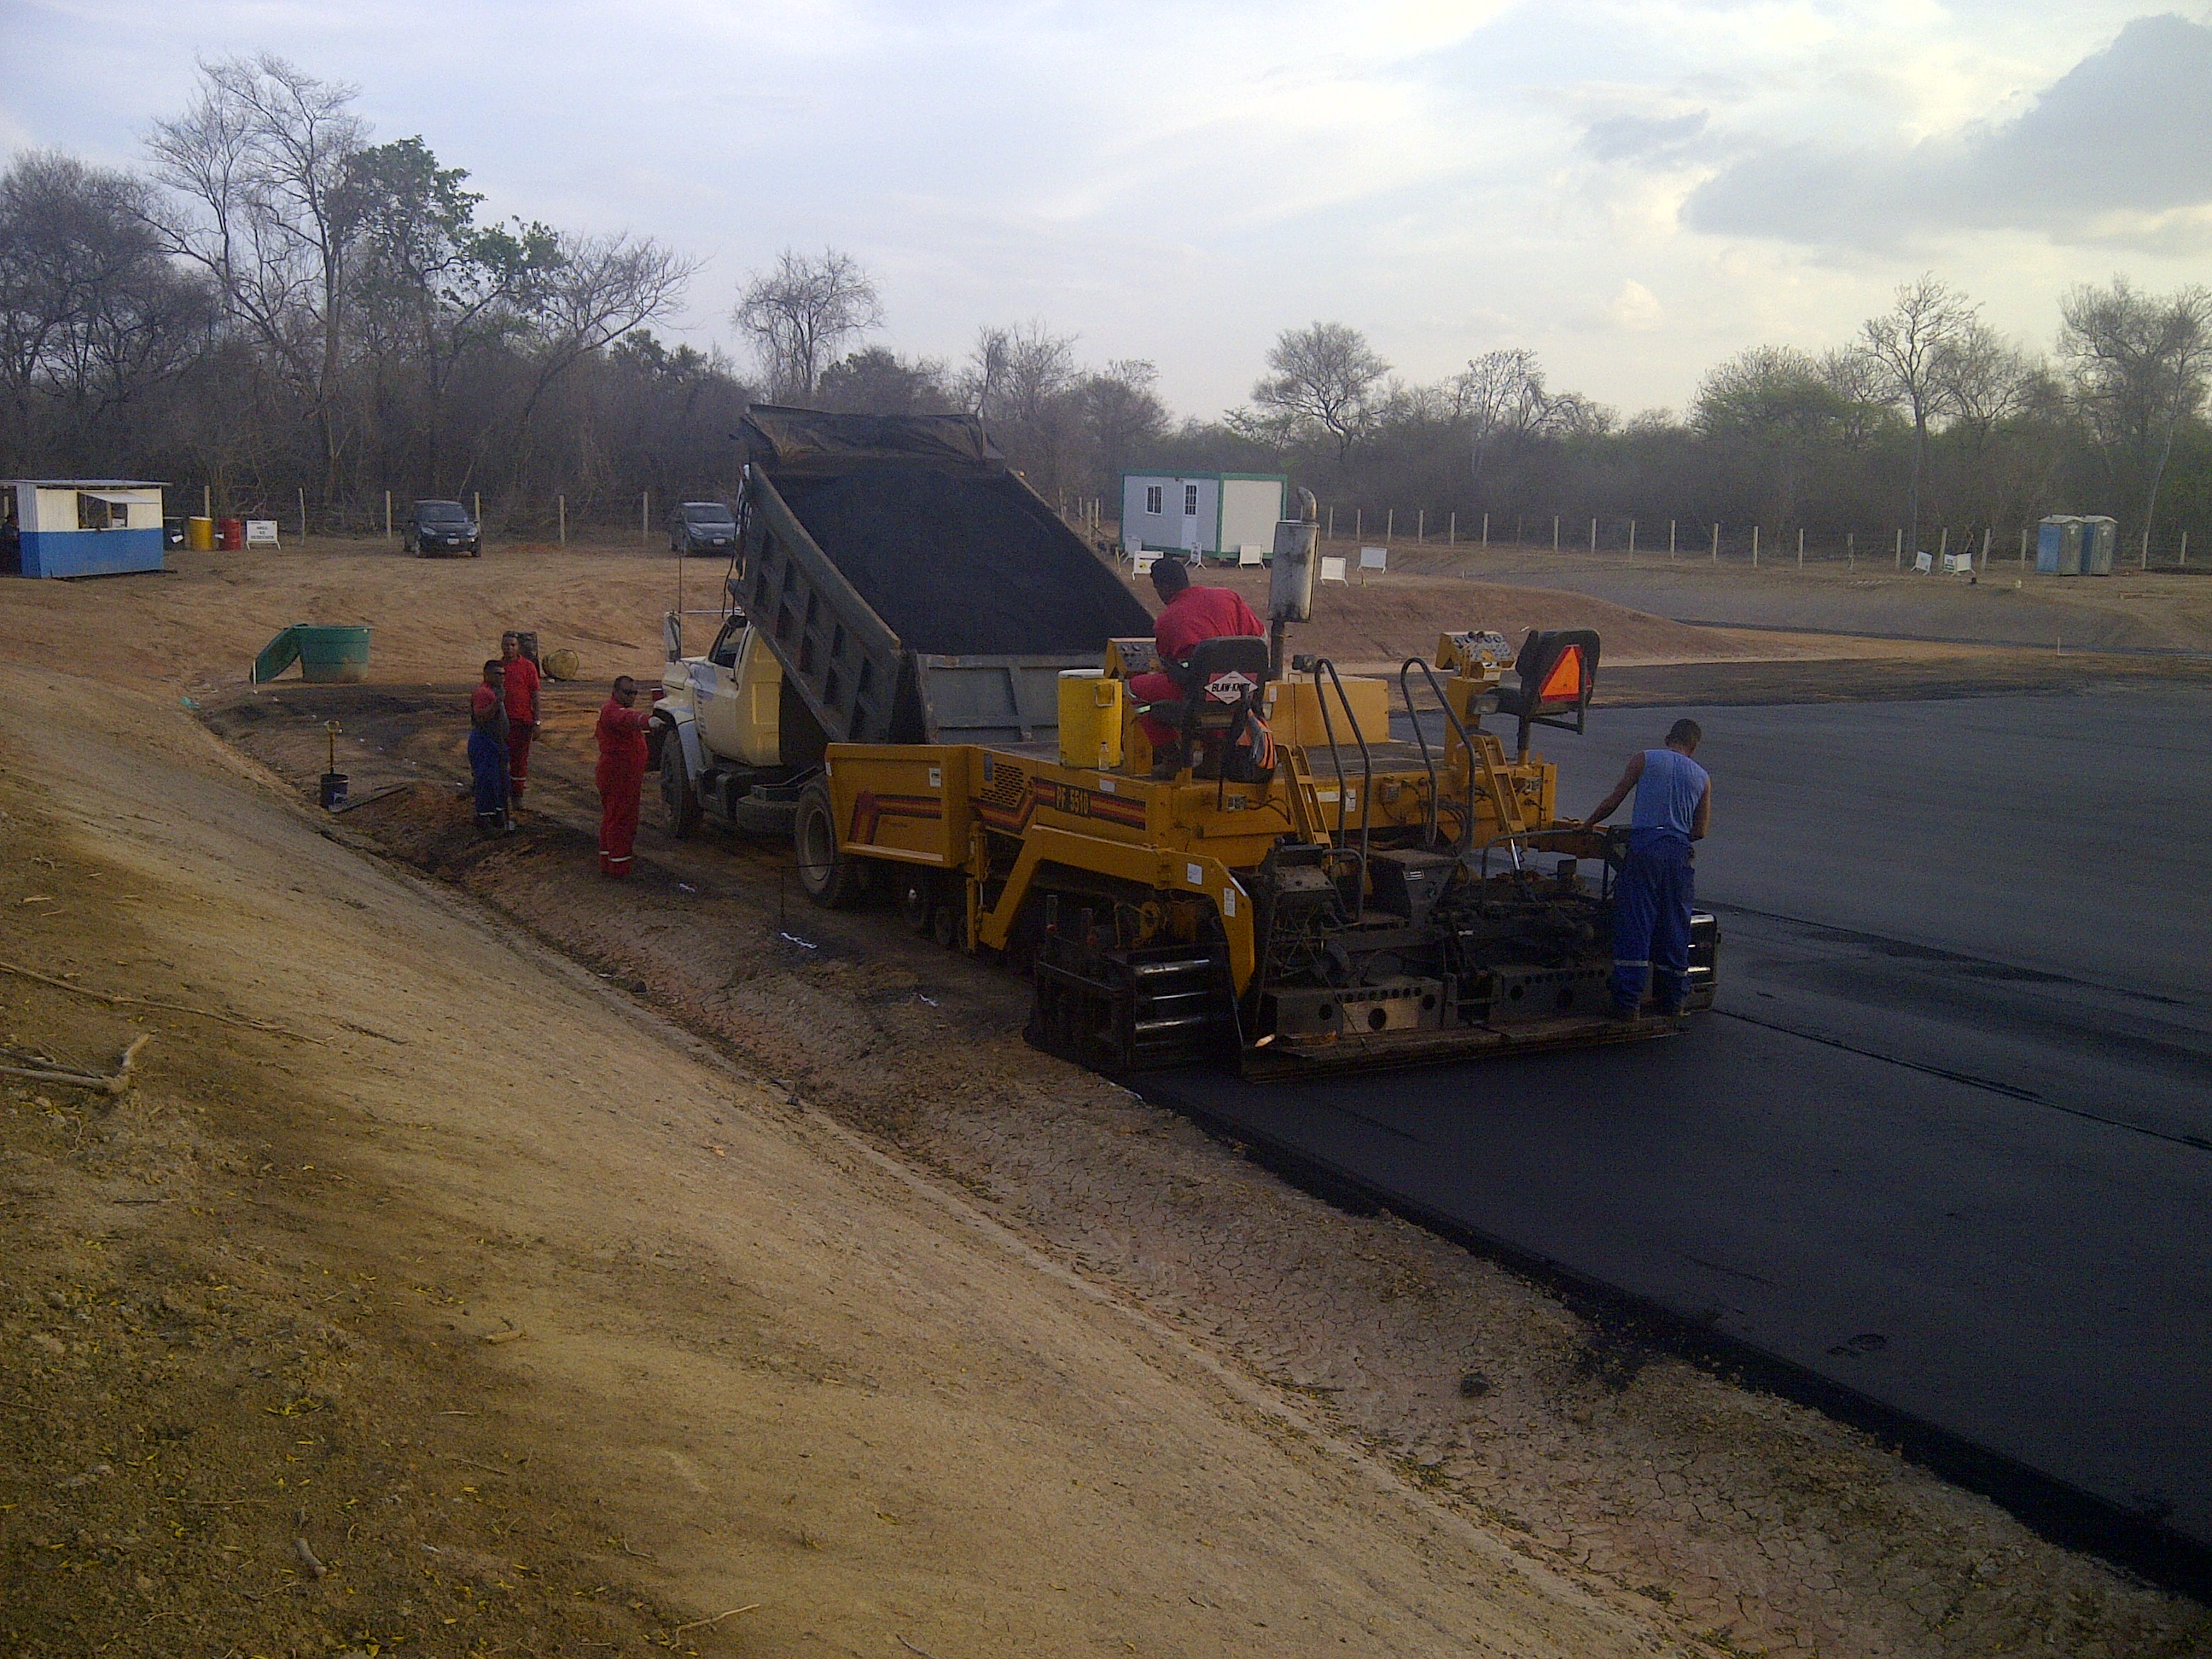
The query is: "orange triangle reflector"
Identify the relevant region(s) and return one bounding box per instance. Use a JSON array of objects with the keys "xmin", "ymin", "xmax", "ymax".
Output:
[{"xmin": 1538, "ymin": 645, "xmax": 1584, "ymax": 702}]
